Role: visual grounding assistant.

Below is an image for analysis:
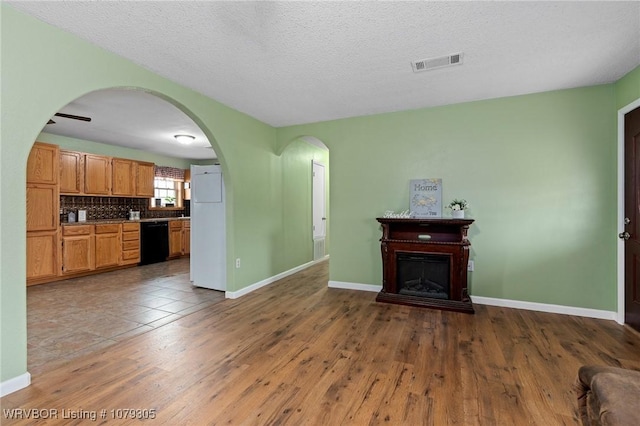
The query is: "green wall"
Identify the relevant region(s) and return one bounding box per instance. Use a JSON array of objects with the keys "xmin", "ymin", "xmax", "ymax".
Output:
[
  {"xmin": 278, "ymin": 85, "xmax": 618, "ymax": 311},
  {"xmin": 0, "ymin": 5, "xmax": 319, "ymax": 384},
  {"xmin": 615, "ymin": 65, "xmax": 640, "ymax": 109},
  {"xmin": 281, "ymin": 139, "xmax": 330, "ymax": 270}
]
